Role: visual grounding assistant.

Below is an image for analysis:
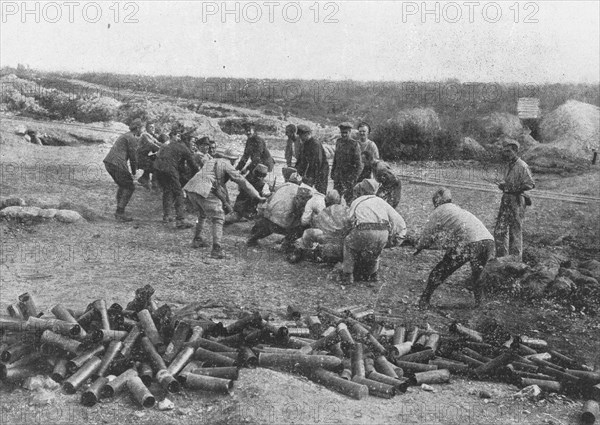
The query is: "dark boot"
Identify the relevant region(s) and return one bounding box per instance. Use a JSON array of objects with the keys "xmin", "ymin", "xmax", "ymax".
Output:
[
  {"xmin": 191, "ymin": 218, "xmax": 209, "ymax": 247},
  {"xmin": 115, "ymin": 207, "xmax": 133, "ymax": 222},
  {"xmin": 210, "ymin": 244, "xmax": 225, "ymax": 259}
]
